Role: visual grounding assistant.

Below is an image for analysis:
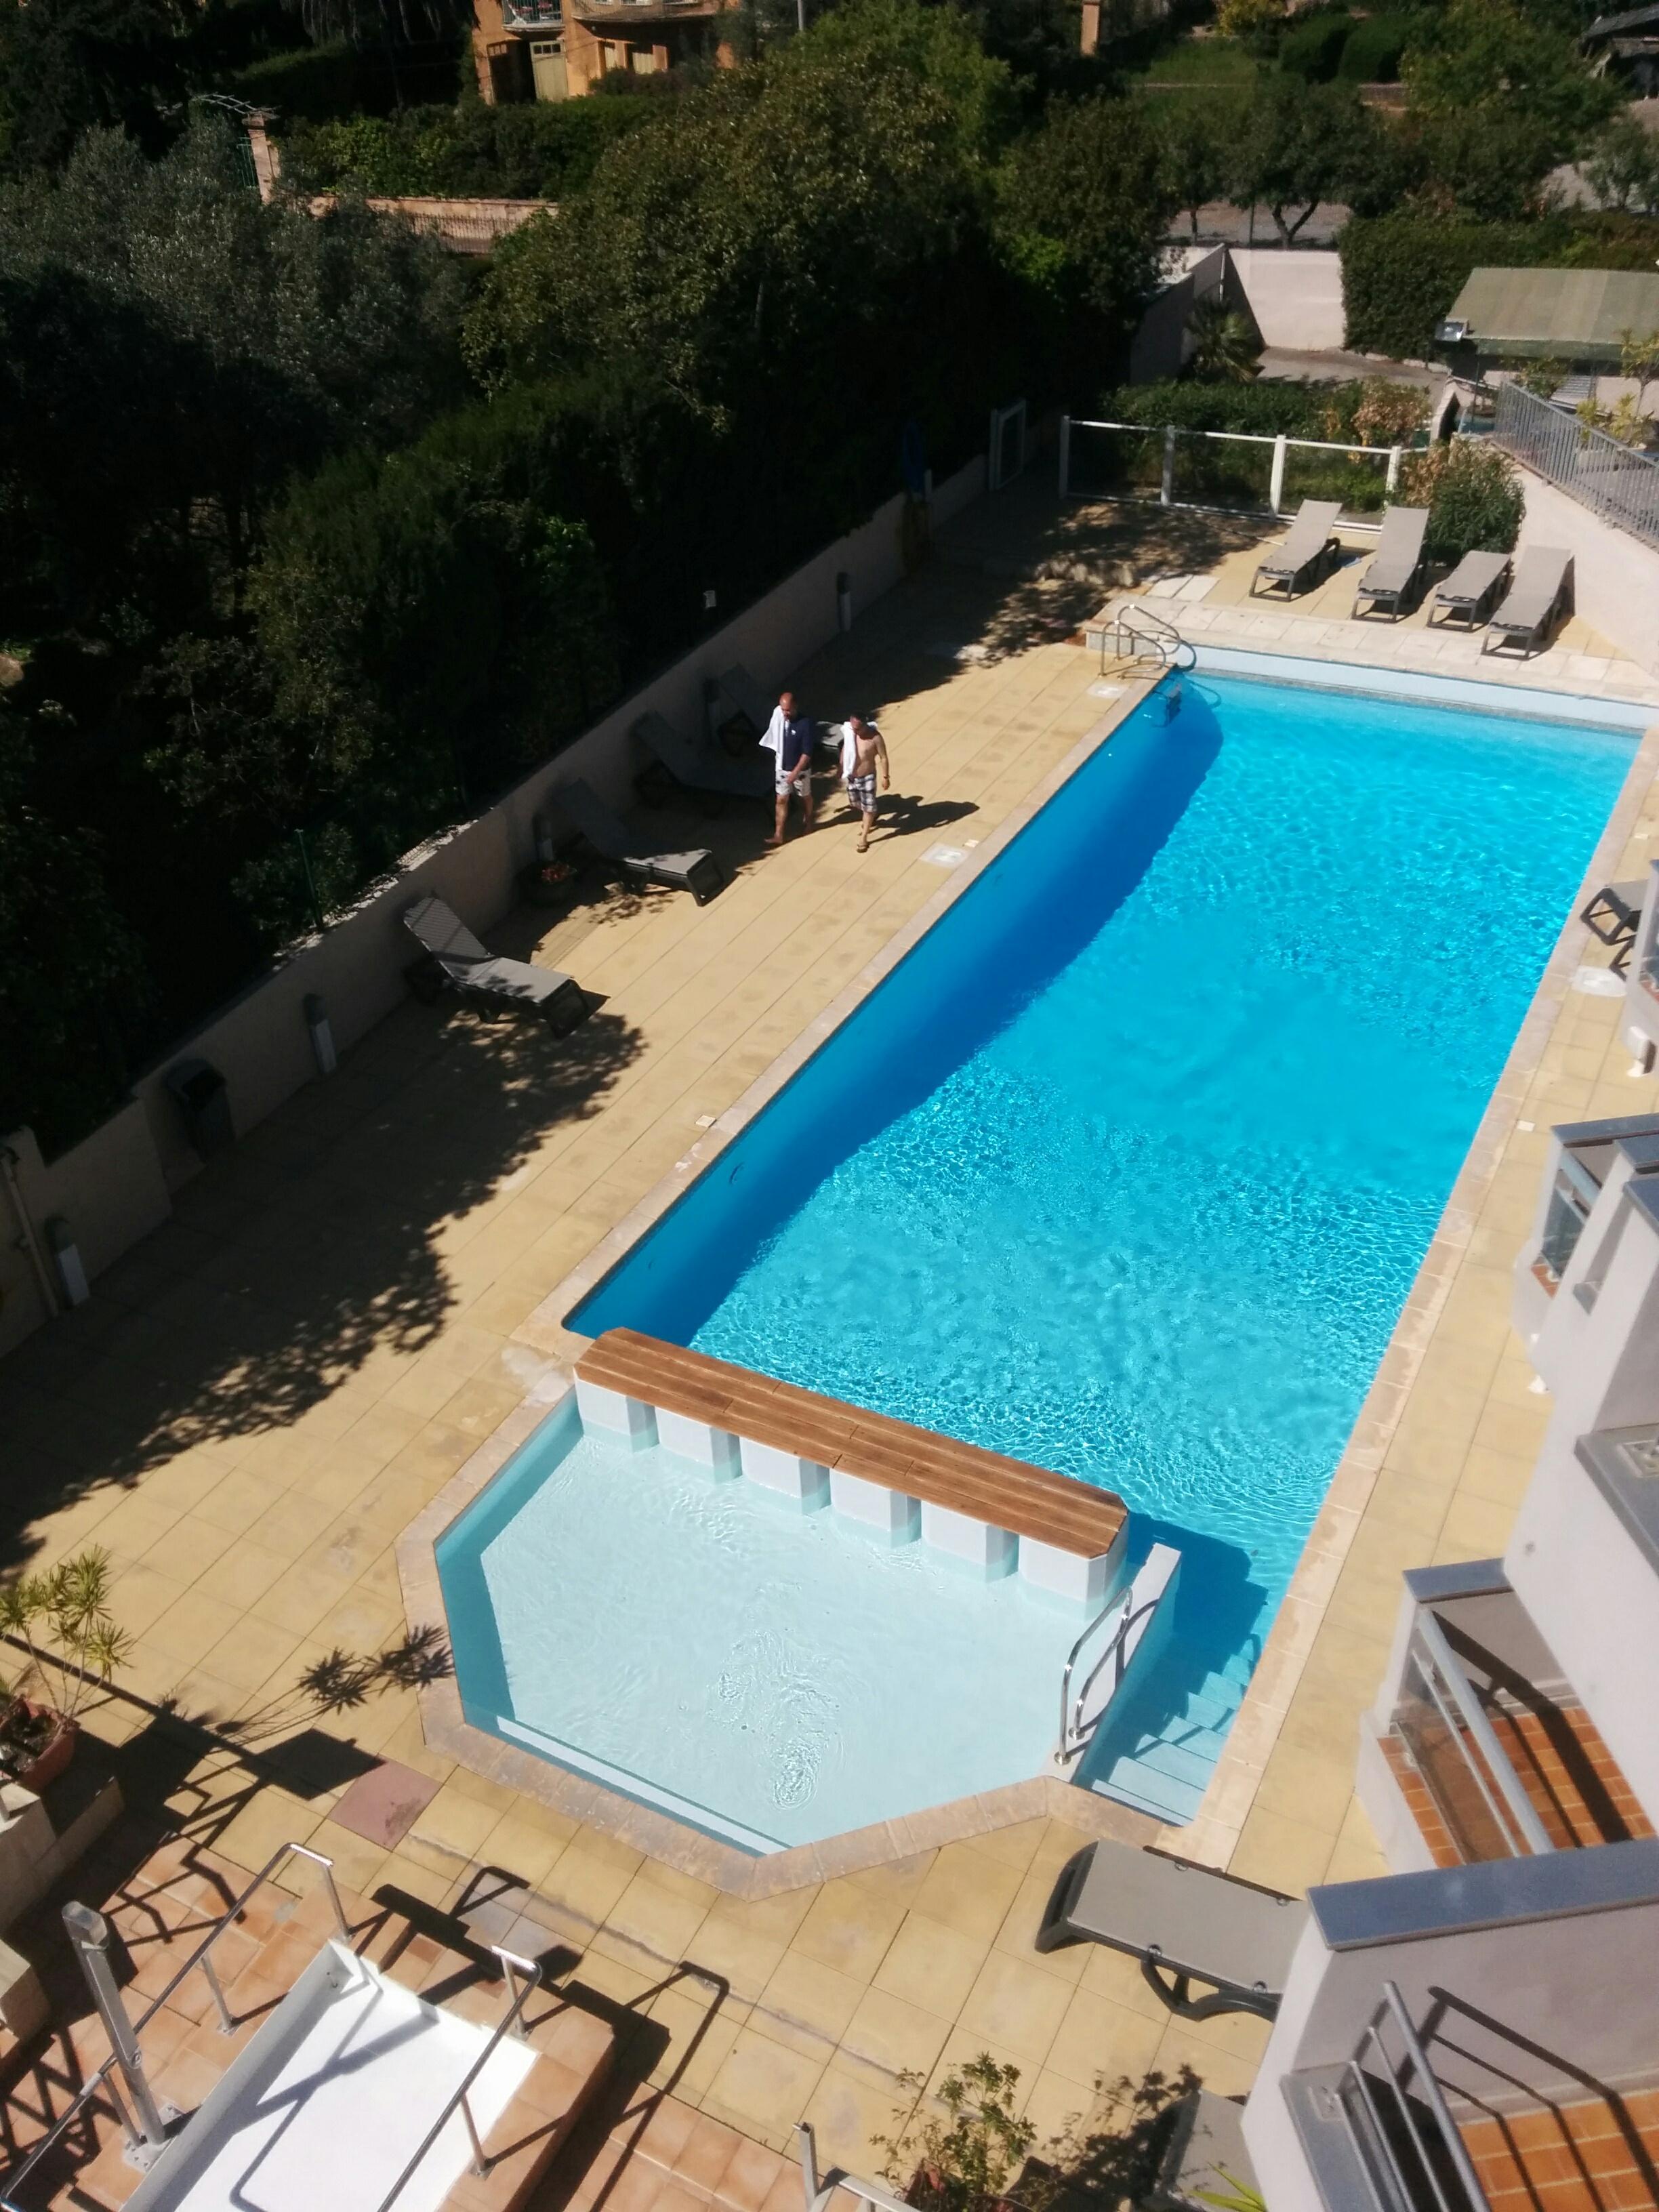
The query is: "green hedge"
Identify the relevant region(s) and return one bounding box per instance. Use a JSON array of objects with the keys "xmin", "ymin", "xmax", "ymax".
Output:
[
  {"xmin": 1279, "ymin": 9, "xmax": 1352, "ymax": 83},
  {"xmin": 1336, "ymin": 11, "xmax": 1417, "ymax": 81},
  {"xmin": 282, "ymin": 97, "xmax": 661, "ymax": 199},
  {"xmin": 1100, "ymin": 377, "xmax": 1328, "ymax": 434},
  {"xmin": 1341, "ymin": 213, "xmax": 1659, "ymax": 359}
]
